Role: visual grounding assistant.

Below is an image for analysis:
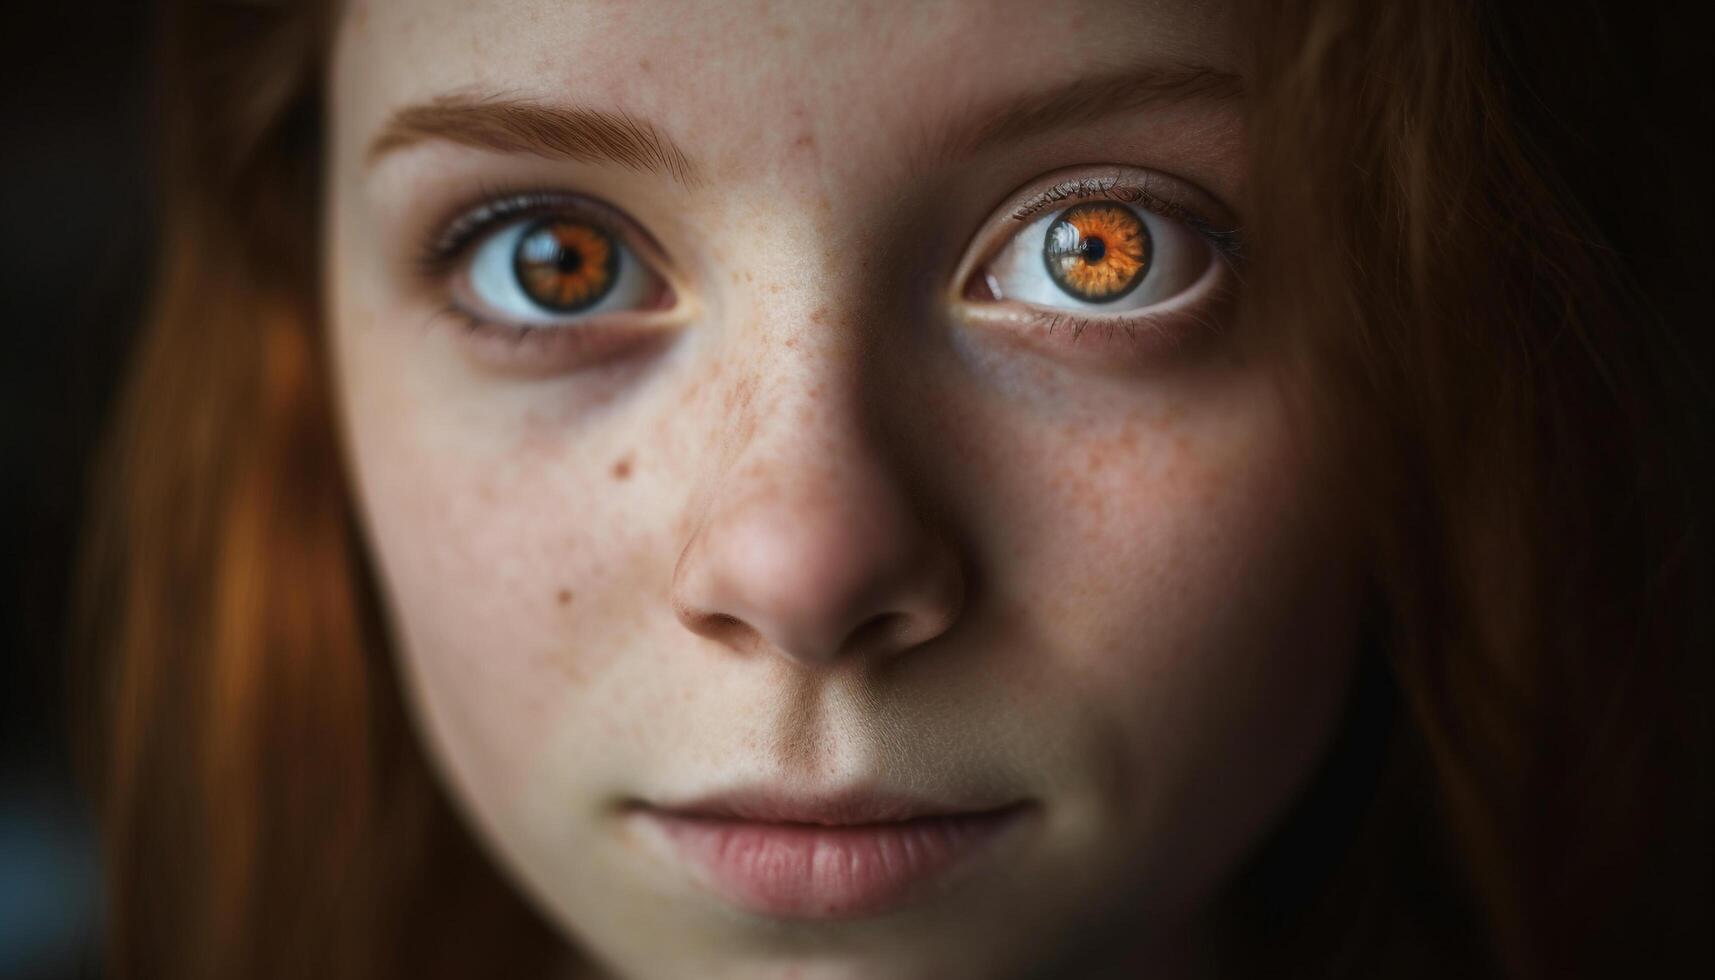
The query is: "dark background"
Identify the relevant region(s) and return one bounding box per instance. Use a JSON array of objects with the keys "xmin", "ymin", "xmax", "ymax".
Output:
[
  {"xmin": 0, "ymin": 3, "xmax": 1709, "ymax": 980},
  {"xmin": 3, "ymin": 3, "xmax": 152, "ymax": 977}
]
